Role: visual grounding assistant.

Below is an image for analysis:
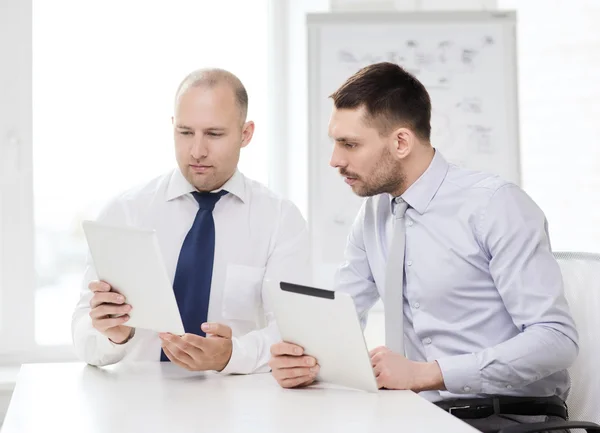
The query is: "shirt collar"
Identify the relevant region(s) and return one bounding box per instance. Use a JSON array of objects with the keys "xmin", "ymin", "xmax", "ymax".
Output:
[
  {"xmin": 397, "ymin": 149, "xmax": 449, "ymax": 215},
  {"xmin": 166, "ymin": 168, "xmax": 247, "ymax": 203}
]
